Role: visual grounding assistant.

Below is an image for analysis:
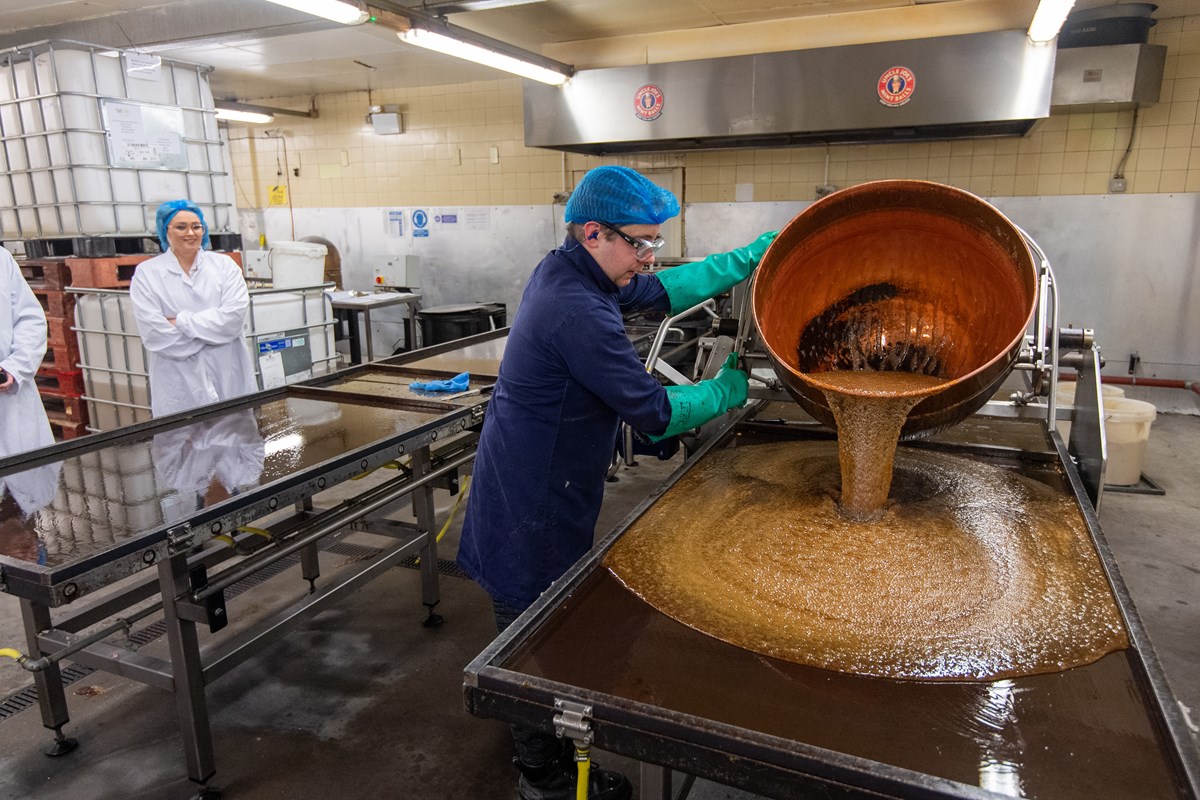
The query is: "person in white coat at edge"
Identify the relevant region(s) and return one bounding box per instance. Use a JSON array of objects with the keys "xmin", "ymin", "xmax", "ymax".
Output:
[
  {"xmin": 0, "ymin": 244, "xmax": 55, "ymax": 462},
  {"xmin": 131, "ymin": 200, "xmax": 257, "ymax": 417}
]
